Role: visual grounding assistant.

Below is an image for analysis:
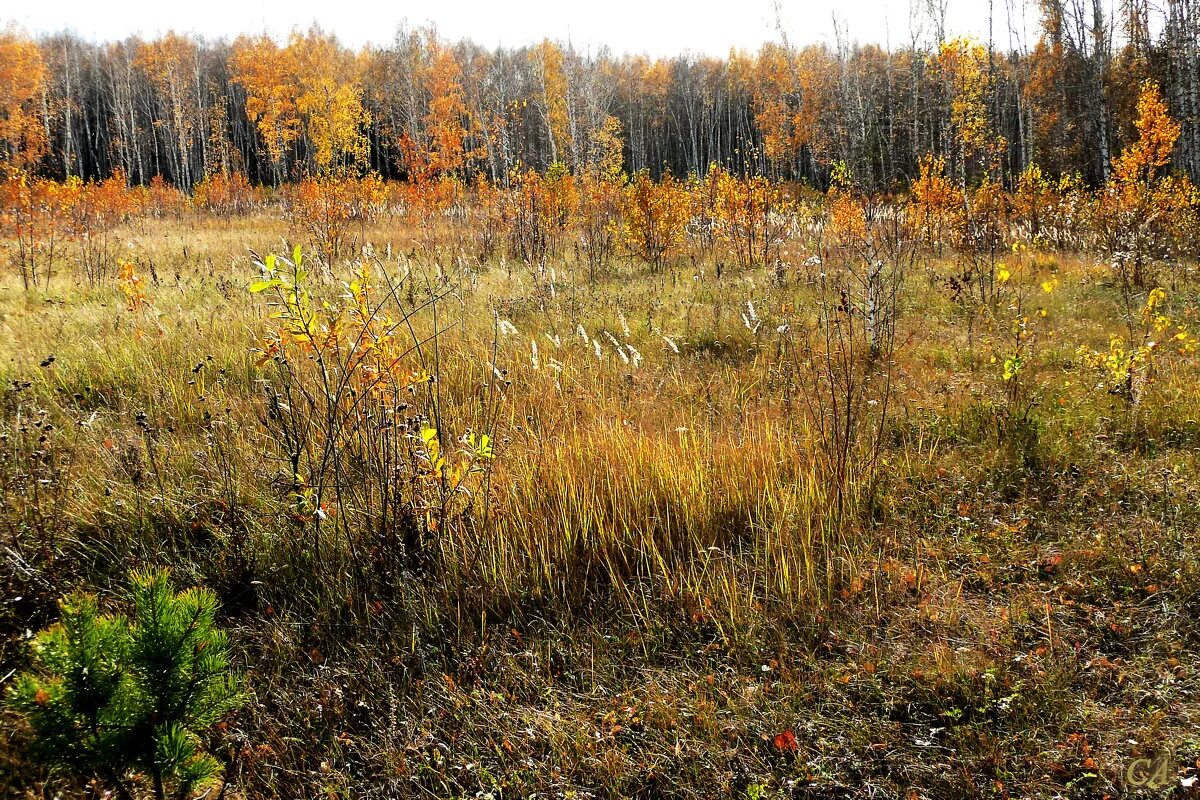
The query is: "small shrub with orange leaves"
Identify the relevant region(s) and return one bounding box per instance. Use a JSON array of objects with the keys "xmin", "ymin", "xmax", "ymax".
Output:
[
  {"xmin": 146, "ymin": 175, "xmax": 187, "ymax": 217},
  {"xmin": 285, "ymin": 173, "xmax": 388, "ymax": 264},
  {"xmin": 508, "ymin": 164, "xmax": 578, "ymax": 269},
  {"xmin": 824, "ymin": 163, "xmax": 869, "ymax": 259},
  {"xmin": 0, "ymin": 173, "xmax": 75, "ymax": 290},
  {"xmin": 821, "ymin": 160, "xmax": 913, "ymax": 361},
  {"xmin": 947, "ymin": 177, "xmax": 1009, "ymax": 319},
  {"xmin": 1, "ymin": 172, "xmax": 143, "ymax": 288},
  {"xmin": 68, "ymin": 173, "xmax": 142, "ymax": 285},
  {"xmin": 394, "ymin": 174, "xmax": 465, "ymax": 253},
  {"xmin": 622, "ymin": 170, "xmax": 690, "ymax": 272},
  {"xmin": 468, "ymin": 177, "xmax": 506, "ymax": 263},
  {"xmin": 1010, "ymin": 164, "xmax": 1054, "ymax": 248},
  {"xmin": 908, "ymin": 154, "xmax": 959, "ymax": 256},
  {"xmin": 1017, "ymin": 170, "xmax": 1089, "ymax": 253},
  {"xmin": 192, "ymin": 171, "xmax": 257, "ymax": 216},
  {"xmin": 687, "ymin": 165, "xmax": 722, "ymax": 263},
  {"xmin": 576, "ymin": 169, "xmax": 624, "ymax": 279},
  {"xmin": 402, "ymin": 174, "xmax": 465, "ymax": 223},
  {"xmin": 713, "ymin": 170, "xmax": 793, "ymax": 270}
]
